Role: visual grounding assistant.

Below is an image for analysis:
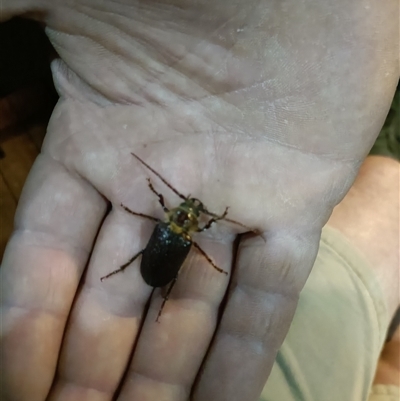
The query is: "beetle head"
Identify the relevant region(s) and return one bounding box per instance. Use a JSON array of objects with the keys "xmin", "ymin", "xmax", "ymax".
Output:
[
  {"xmin": 178, "ymin": 197, "xmax": 205, "ymax": 217},
  {"xmin": 190, "ymin": 197, "xmax": 206, "ymax": 214}
]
